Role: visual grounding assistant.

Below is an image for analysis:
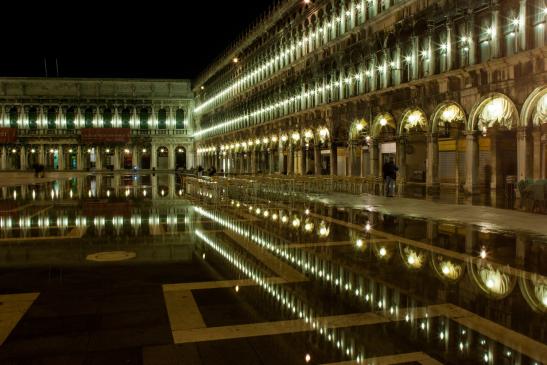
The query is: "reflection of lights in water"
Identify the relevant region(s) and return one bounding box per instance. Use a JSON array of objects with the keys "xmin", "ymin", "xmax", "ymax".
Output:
[
  {"xmin": 263, "ymin": 210, "xmax": 269, "ymax": 217},
  {"xmin": 256, "ymin": 208, "xmax": 261, "ymax": 215},
  {"xmin": 379, "ymin": 247, "xmax": 387, "ymax": 256},
  {"xmin": 305, "ymin": 354, "xmax": 311, "ymax": 363},
  {"xmin": 281, "ymin": 215, "xmax": 288, "ymax": 223},
  {"xmin": 439, "ymin": 331, "xmax": 444, "ymax": 340},
  {"xmin": 305, "ymin": 209, "xmax": 310, "ymax": 215},
  {"xmin": 405, "ymin": 314, "xmax": 410, "ymax": 322},
  {"xmin": 32, "ymin": 190, "xmax": 36, "ymax": 200},
  {"xmin": 106, "ymin": 190, "xmax": 110, "ymax": 197},
  {"xmin": 235, "ymin": 285, "xmax": 239, "ymax": 292},
  {"xmin": 272, "ymin": 213, "xmax": 278, "ymax": 221},
  {"xmin": 304, "ymin": 221, "xmax": 314, "ymax": 232},
  {"xmin": 69, "ymin": 190, "xmax": 73, "ymax": 198},
  {"xmin": 202, "ymin": 253, "xmax": 205, "ymax": 259},
  {"xmin": 480, "ymin": 247, "xmax": 487, "ymax": 259},
  {"xmin": 355, "ymin": 239, "xmax": 363, "ymax": 247},
  {"xmin": 88, "ymin": 190, "xmax": 92, "ymax": 198},
  {"xmin": 236, "ymin": 202, "xmax": 240, "ymax": 208},
  {"xmin": 178, "ymin": 189, "xmax": 183, "ymax": 195},
  {"xmin": 483, "ymin": 353, "xmax": 489, "ymax": 362},
  {"xmin": 125, "ymin": 190, "xmax": 130, "ymax": 197},
  {"xmin": 292, "ymin": 217, "xmax": 300, "ymax": 228},
  {"xmin": 459, "ymin": 342, "xmax": 464, "ymax": 351},
  {"xmin": 143, "ymin": 190, "xmax": 147, "ymax": 197},
  {"xmin": 13, "ymin": 190, "xmax": 17, "ymax": 200},
  {"xmin": 161, "ymin": 189, "xmax": 165, "ymax": 196},
  {"xmin": 318, "ymin": 221, "xmax": 329, "ymax": 237}
]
